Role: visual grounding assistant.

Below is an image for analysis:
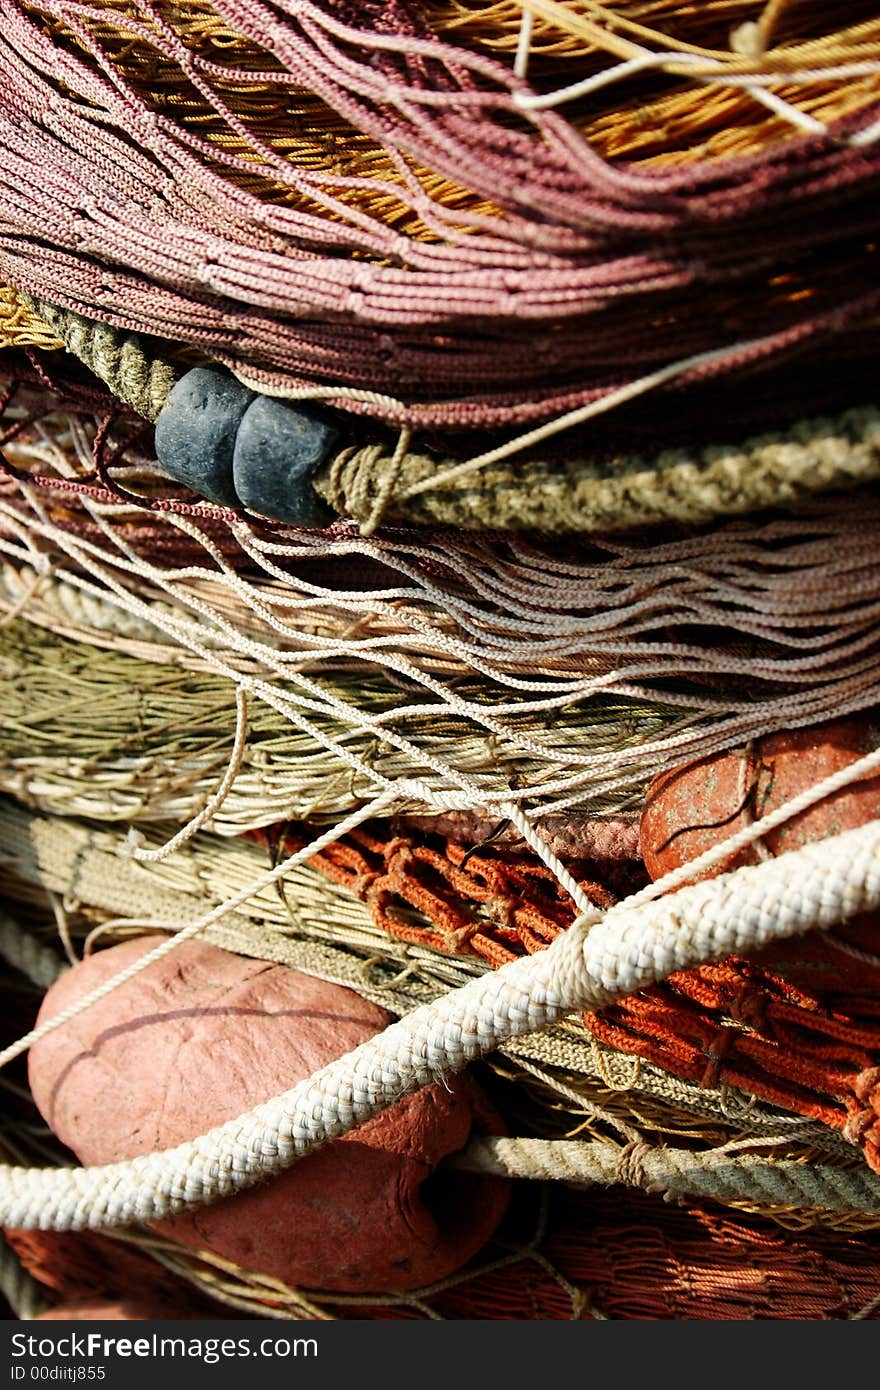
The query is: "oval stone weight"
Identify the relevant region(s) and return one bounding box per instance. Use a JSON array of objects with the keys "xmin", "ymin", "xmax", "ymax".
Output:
[
  {"xmin": 232, "ymin": 393, "xmax": 339, "ymax": 525},
  {"xmin": 154, "ymin": 365, "xmax": 255, "ymax": 507},
  {"xmin": 28, "ymin": 937, "xmax": 510, "ymax": 1294}
]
